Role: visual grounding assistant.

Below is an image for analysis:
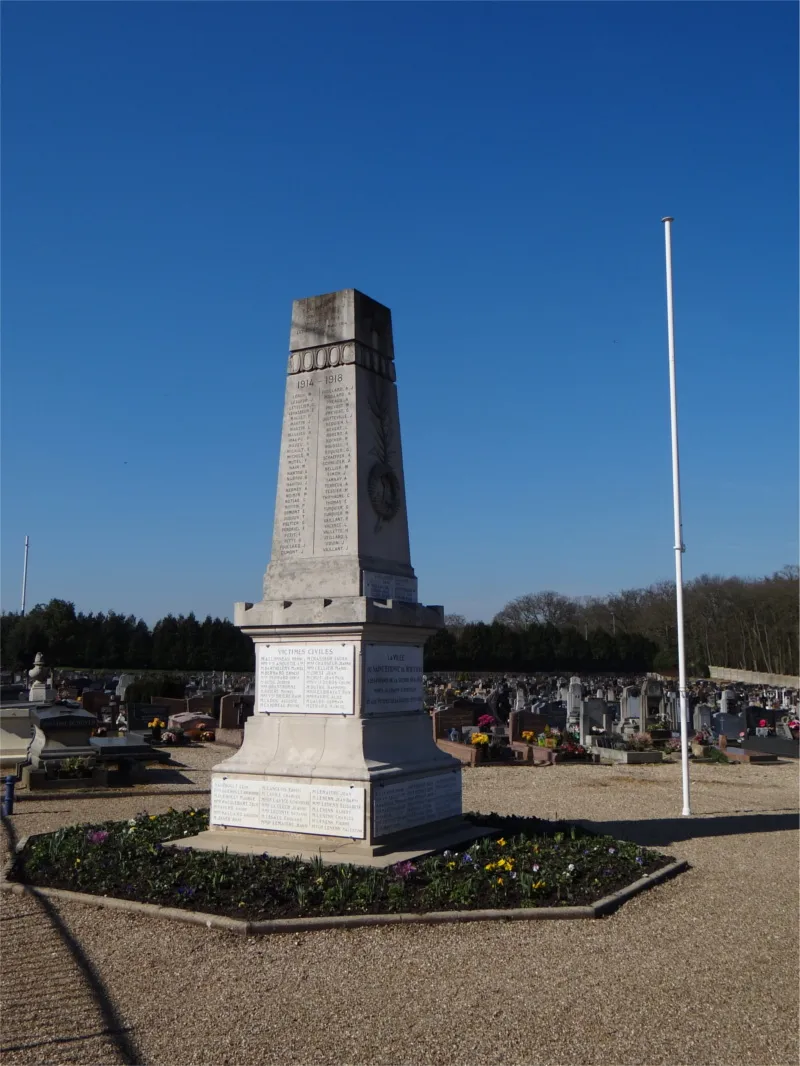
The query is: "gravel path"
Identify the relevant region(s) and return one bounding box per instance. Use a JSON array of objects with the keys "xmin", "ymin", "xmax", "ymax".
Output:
[{"xmin": 2, "ymin": 748, "xmax": 797, "ymax": 1065}]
